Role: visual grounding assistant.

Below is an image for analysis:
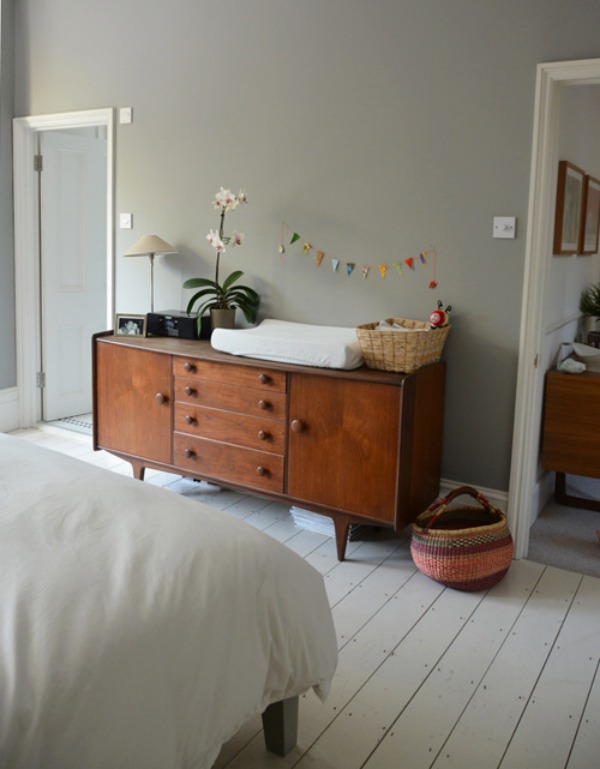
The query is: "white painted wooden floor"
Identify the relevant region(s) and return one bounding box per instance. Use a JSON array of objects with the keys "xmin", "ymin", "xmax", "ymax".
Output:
[{"xmin": 9, "ymin": 424, "xmax": 600, "ymax": 769}]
